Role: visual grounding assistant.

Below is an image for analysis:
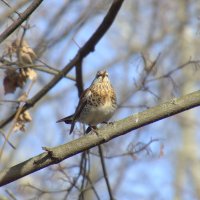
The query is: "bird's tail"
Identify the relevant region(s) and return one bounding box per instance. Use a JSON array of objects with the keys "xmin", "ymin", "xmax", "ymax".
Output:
[
  {"xmin": 56, "ymin": 115, "xmax": 73, "ymax": 124},
  {"xmin": 56, "ymin": 115, "xmax": 75, "ymax": 134}
]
